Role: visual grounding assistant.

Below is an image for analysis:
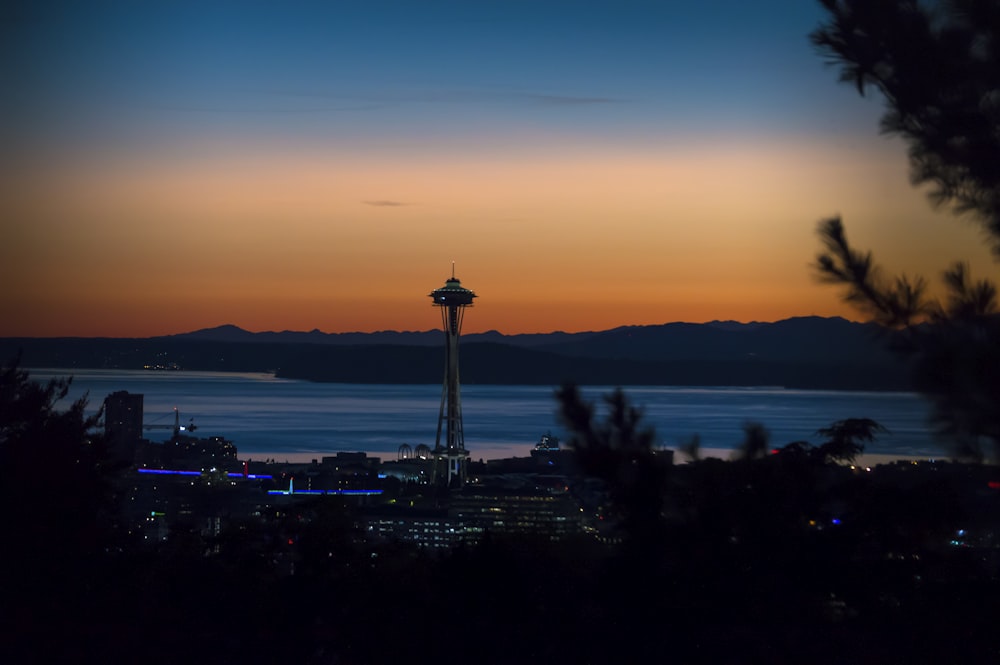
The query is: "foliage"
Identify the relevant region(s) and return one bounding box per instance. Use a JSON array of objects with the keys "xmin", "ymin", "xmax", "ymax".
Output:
[
  {"xmin": 816, "ymin": 219, "xmax": 1000, "ymax": 461},
  {"xmin": 0, "ymin": 357, "xmax": 131, "ymax": 664},
  {"xmin": 812, "ymin": 1, "xmax": 1000, "ymax": 460},
  {"xmin": 734, "ymin": 421, "xmax": 771, "ymax": 460},
  {"xmin": 816, "ymin": 218, "xmax": 996, "ymax": 328},
  {"xmin": 678, "ymin": 432, "xmax": 702, "ymax": 461},
  {"xmin": 552, "ymin": 380, "xmax": 1000, "ymax": 662},
  {"xmin": 813, "ymin": 0, "xmax": 1000, "ymax": 249},
  {"xmin": 0, "ymin": 356, "xmax": 116, "ymax": 555},
  {"xmin": 555, "ymin": 384, "xmax": 669, "ymax": 546},
  {"xmin": 816, "ymin": 417, "xmax": 888, "ymax": 462}
]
